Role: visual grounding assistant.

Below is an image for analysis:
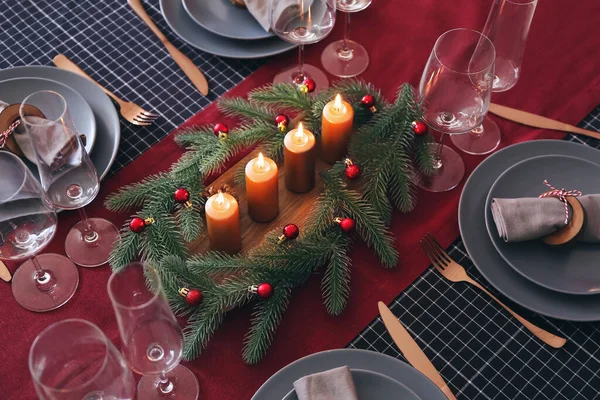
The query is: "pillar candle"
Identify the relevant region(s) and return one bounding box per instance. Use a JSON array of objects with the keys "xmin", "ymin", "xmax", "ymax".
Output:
[
  {"xmin": 321, "ymin": 94, "xmax": 354, "ymax": 164},
  {"xmin": 245, "ymin": 152, "xmax": 279, "ymax": 222},
  {"xmin": 284, "ymin": 122, "xmax": 316, "ymax": 193},
  {"xmin": 205, "ymin": 192, "xmax": 241, "ymax": 254}
]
